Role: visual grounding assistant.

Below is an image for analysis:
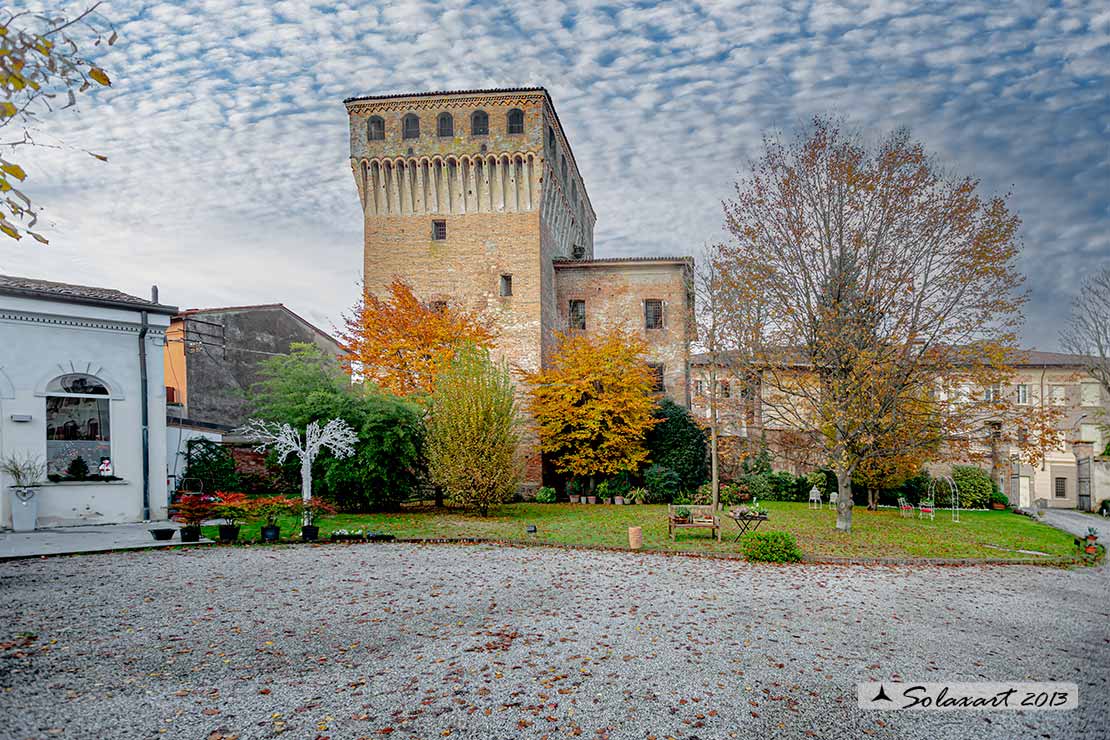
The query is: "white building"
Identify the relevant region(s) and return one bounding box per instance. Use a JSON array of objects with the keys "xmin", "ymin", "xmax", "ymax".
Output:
[{"xmin": 0, "ymin": 275, "xmax": 176, "ymax": 528}]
